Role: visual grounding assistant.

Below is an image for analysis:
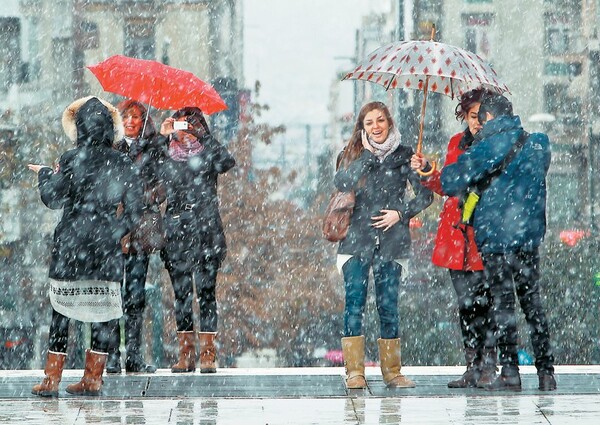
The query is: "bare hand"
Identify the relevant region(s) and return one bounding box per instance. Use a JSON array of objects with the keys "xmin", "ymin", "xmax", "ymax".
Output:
[
  {"xmin": 160, "ymin": 117, "xmax": 176, "ymax": 136},
  {"xmin": 410, "ymin": 153, "xmax": 428, "ymax": 171},
  {"xmin": 361, "ymin": 130, "xmax": 374, "ymax": 153},
  {"xmin": 371, "ymin": 209, "xmax": 401, "ymax": 232},
  {"xmin": 27, "ymin": 164, "xmax": 48, "ymax": 174}
]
